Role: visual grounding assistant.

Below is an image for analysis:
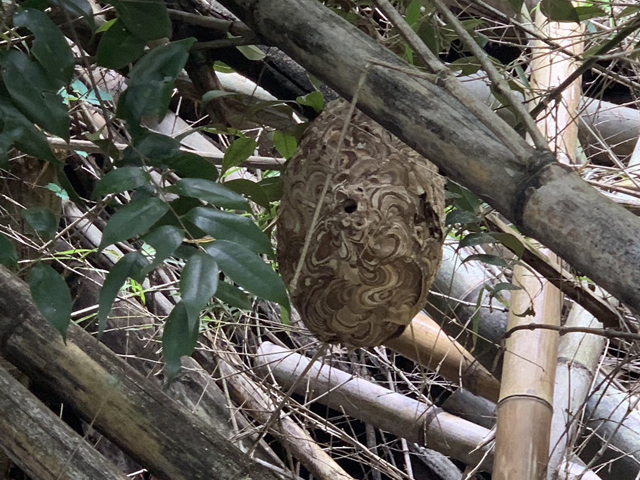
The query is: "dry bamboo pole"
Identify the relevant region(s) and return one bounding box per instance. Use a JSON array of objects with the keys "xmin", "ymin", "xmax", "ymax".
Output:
[
  {"xmin": 494, "ymin": 11, "xmax": 583, "ymax": 480},
  {"xmin": 0, "ymin": 364, "xmax": 129, "ymax": 480},
  {"xmin": 548, "ymin": 306, "xmax": 605, "ymax": 479},
  {"xmin": 0, "ymin": 266, "xmax": 283, "ymax": 480},
  {"xmin": 386, "ymin": 311, "xmax": 501, "ymax": 402},
  {"xmin": 255, "ymin": 341, "xmax": 494, "ymax": 470},
  {"xmin": 584, "ymin": 376, "xmax": 640, "ymax": 478},
  {"xmin": 256, "ymin": 342, "xmax": 603, "ymax": 477},
  {"xmin": 215, "ymin": 344, "xmax": 356, "ymax": 480},
  {"xmin": 494, "ymin": 267, "xmax": 561, "ymax": 479}
]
